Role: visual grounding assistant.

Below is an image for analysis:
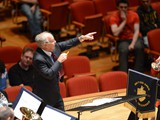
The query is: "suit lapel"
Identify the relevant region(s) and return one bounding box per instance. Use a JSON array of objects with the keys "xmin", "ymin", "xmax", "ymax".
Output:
[{"xmin": 37, "ymin": 48, "xmax": 54, "ymax": 65}]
